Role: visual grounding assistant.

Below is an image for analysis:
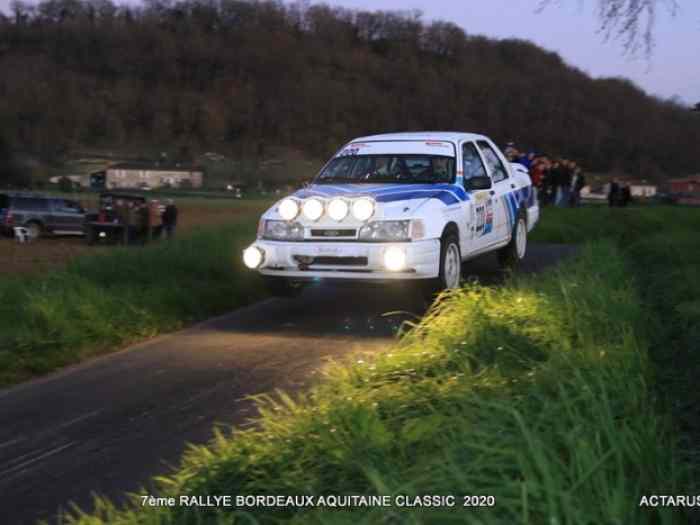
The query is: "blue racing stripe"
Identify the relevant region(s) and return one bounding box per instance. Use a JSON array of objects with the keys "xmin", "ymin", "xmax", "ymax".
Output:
[{"xmin": 293, "ymin": 183, "xmax": 470, "ymax": 204}]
